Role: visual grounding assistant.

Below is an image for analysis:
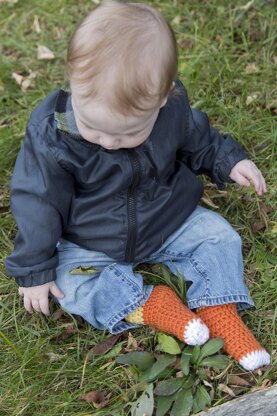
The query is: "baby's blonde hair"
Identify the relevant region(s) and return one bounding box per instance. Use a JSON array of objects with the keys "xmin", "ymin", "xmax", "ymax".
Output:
[{"xmin": 66, "ymin": 0, "xmax": 177, "ymax": 115}]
